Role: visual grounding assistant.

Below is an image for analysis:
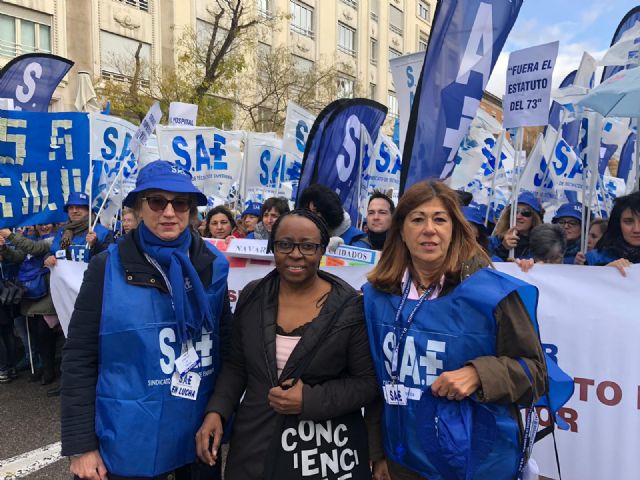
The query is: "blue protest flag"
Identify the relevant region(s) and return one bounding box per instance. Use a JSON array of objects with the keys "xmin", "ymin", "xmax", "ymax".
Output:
[
  {"xmin": 617, "ymin": 132, "xmax": 636, "ymax": 182},
  {"xmin": 601, "ymin": 6, "xmax": 640, "ymax": 82},
  {"xmin": 296, "ymin": 98, "xmax": 387, "ymax": 222},
  {"xmin": 0, "ymin": 110, "xmax": 94, "ymax": 228},
  {"xmin": 400, "ymin": 0, "xmax": 522, "ymax": 193},
  {"xmin": 0, "ymin": 53, "xmax": 74, "ymax": 112}
]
